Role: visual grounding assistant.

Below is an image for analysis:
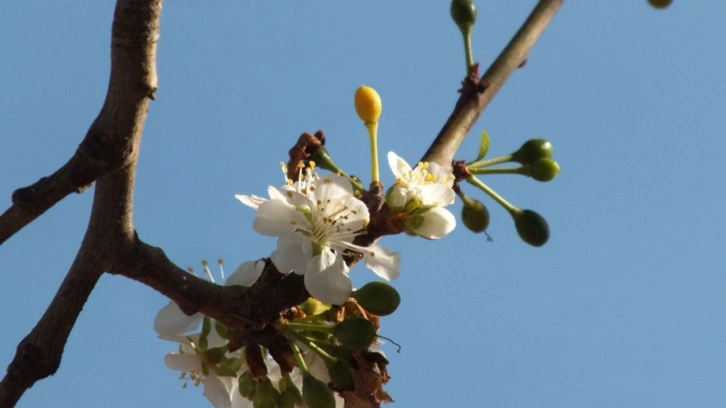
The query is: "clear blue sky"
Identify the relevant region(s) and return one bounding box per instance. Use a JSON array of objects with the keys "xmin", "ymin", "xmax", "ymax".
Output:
[{"xmin": 2, "ymin": 1, "xmax": 725, "ymax": 407}]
